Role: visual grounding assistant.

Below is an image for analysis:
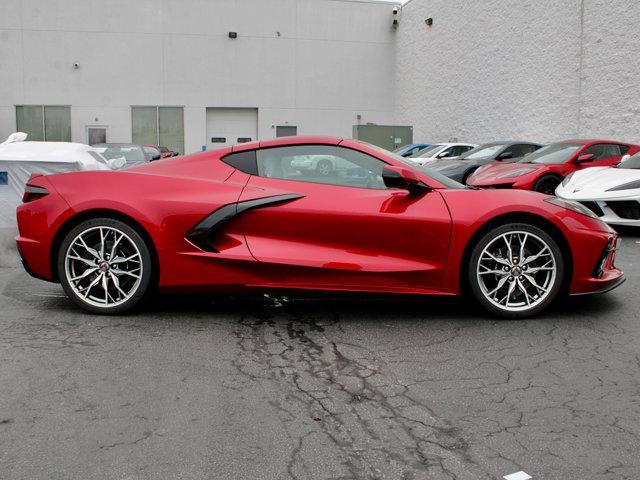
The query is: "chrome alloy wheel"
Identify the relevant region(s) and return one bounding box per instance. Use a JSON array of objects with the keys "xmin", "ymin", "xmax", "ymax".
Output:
[
  {"xmin": 64, "ymin": 226, "xmax": 143, "ymax": 308},
  {"xmin": 476, "ymin": 231, "xmax": 557, "ymax": 312}
]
